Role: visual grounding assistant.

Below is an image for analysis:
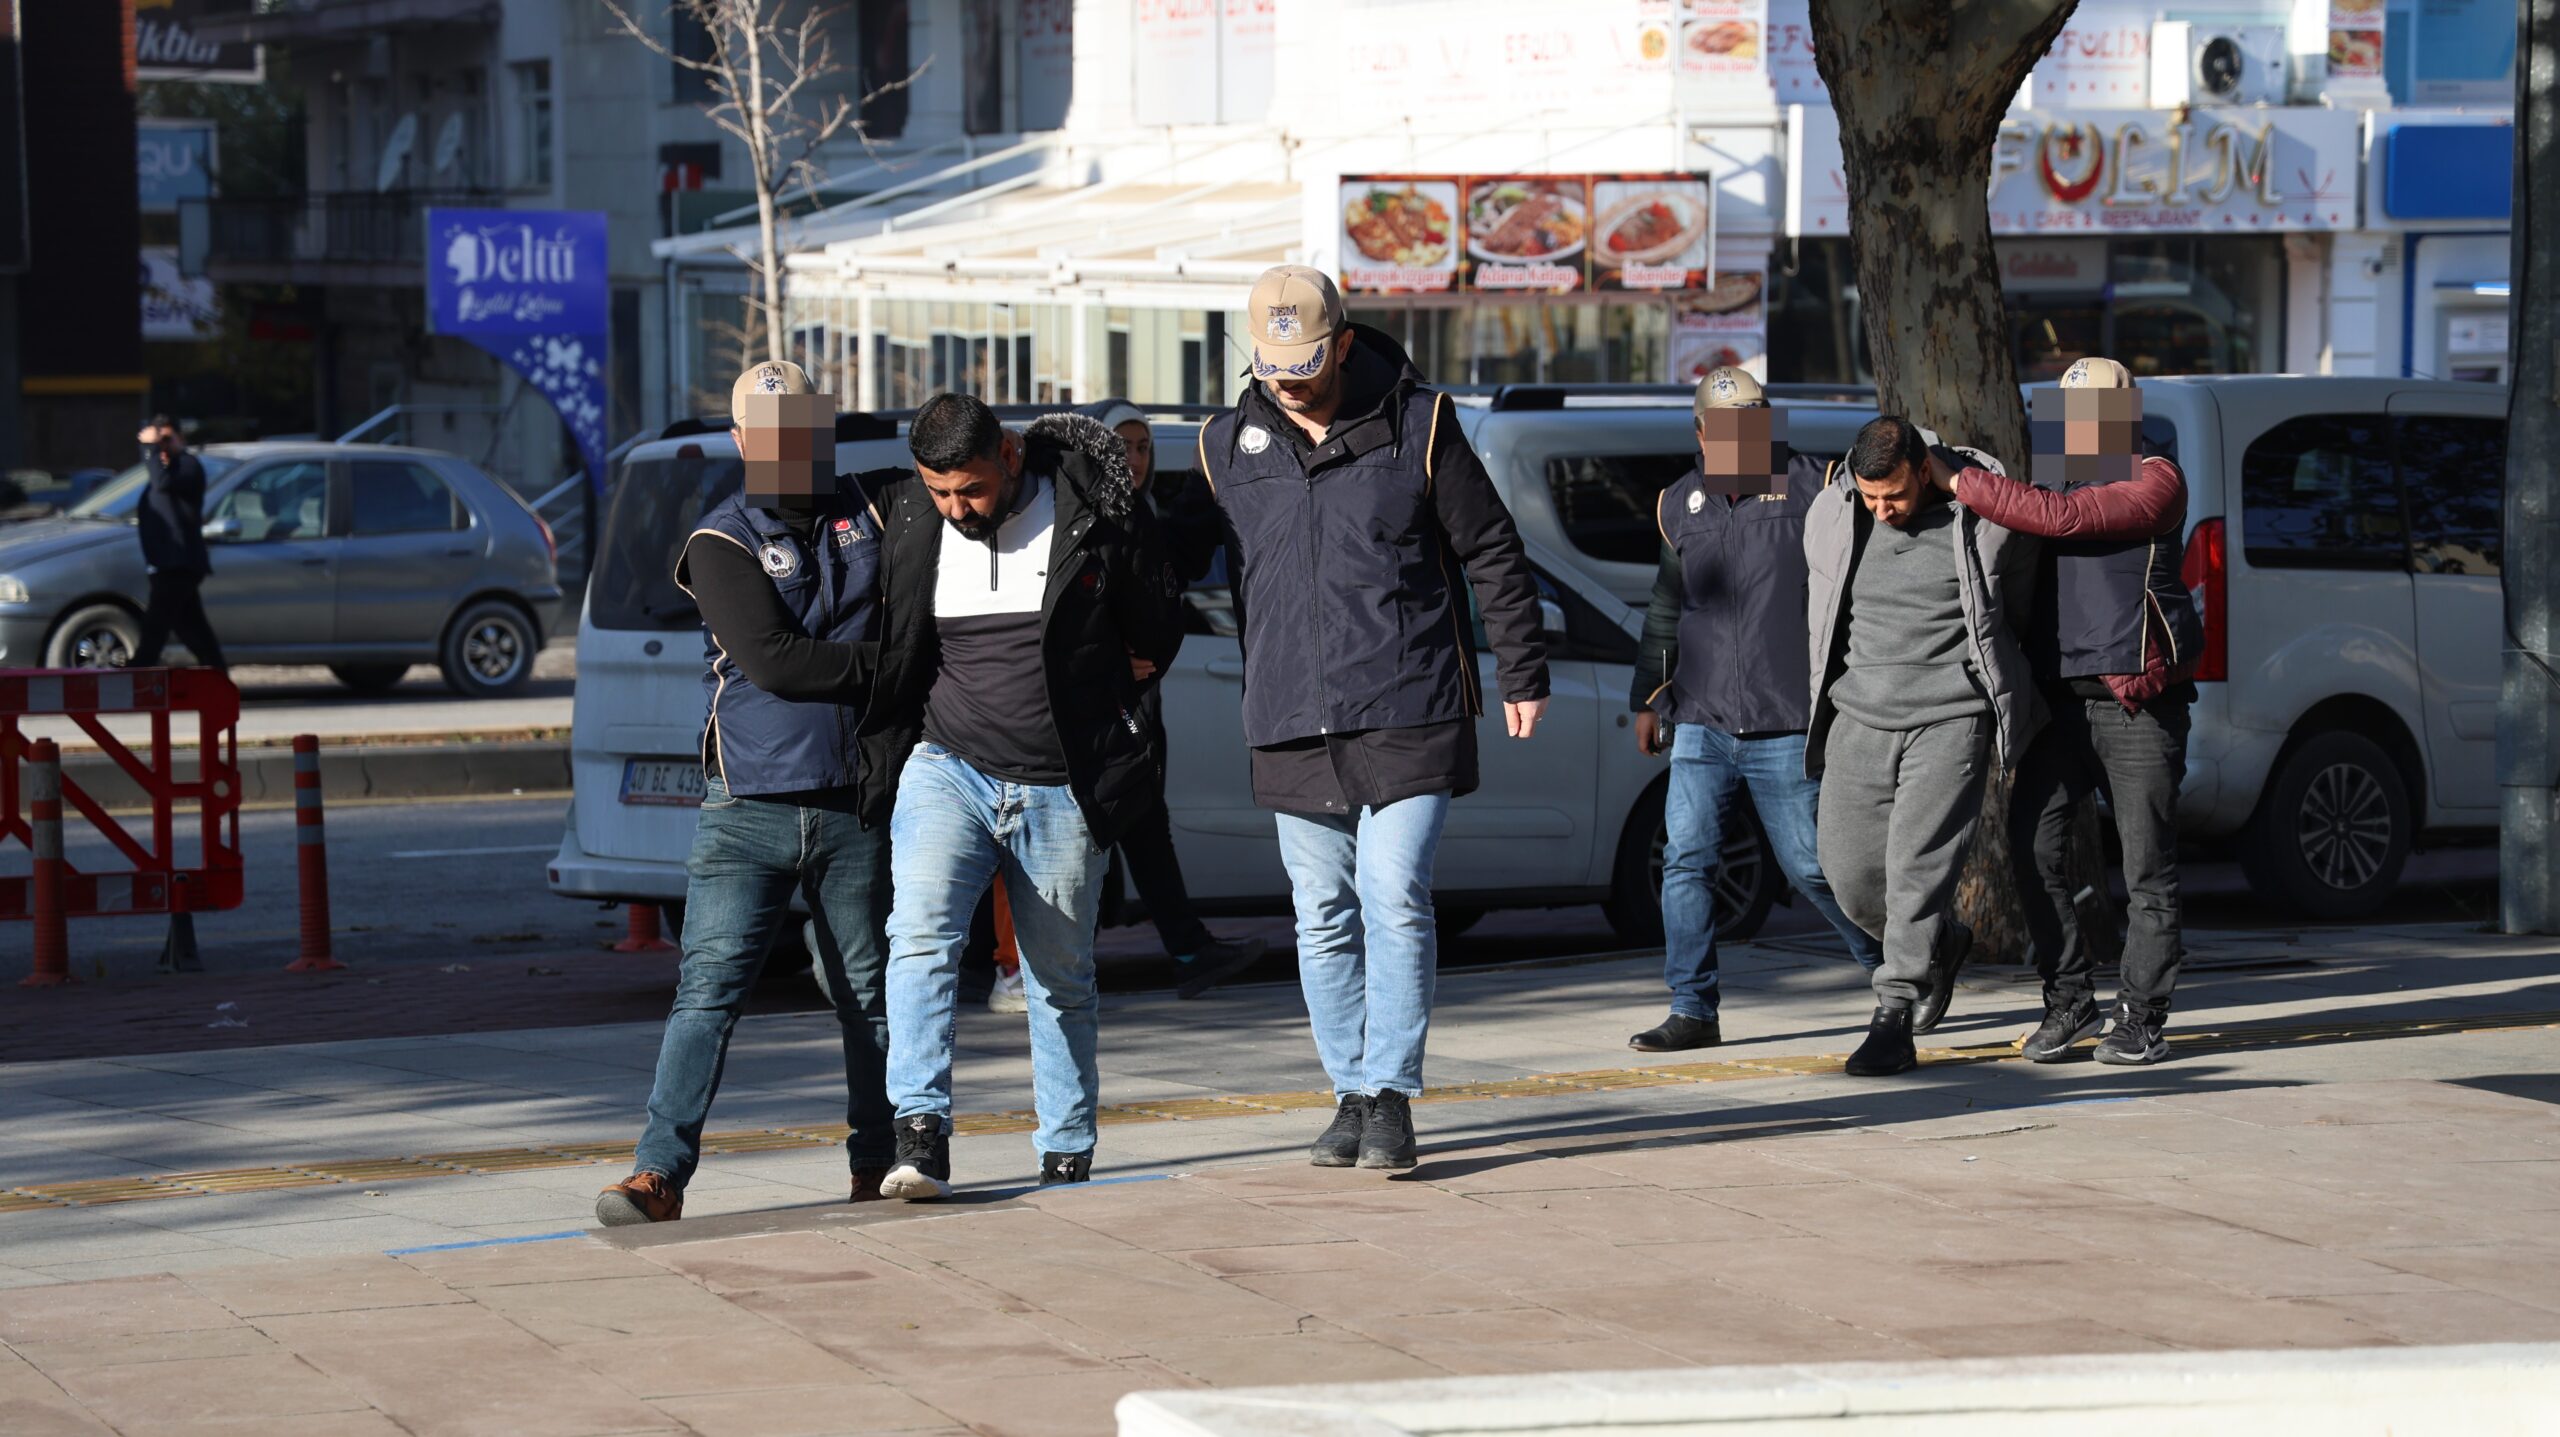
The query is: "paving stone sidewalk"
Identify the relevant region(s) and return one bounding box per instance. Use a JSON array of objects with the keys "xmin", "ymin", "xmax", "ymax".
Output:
[{"xmin": 1, "ymin": 921, "xmax": 2556, "ymax": 1435}]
